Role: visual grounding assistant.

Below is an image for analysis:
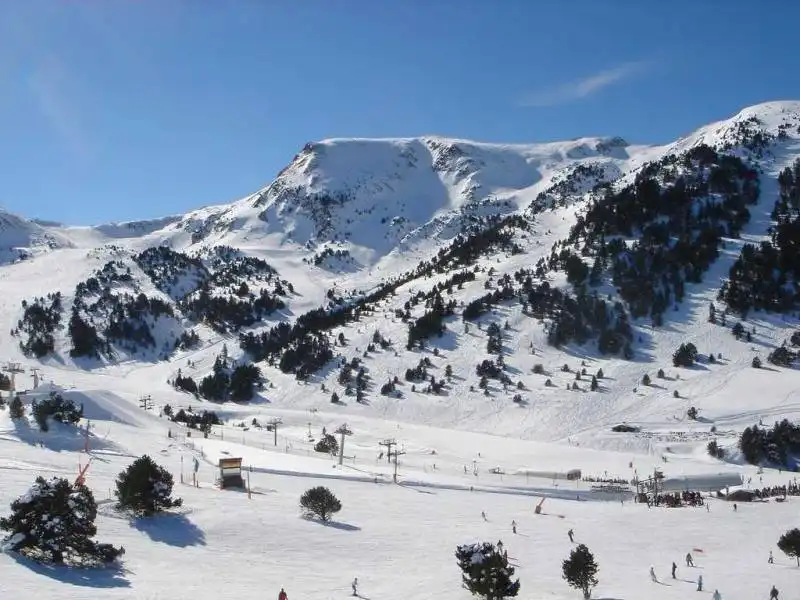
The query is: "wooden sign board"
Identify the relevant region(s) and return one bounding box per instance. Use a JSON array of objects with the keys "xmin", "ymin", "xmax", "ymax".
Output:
[{"xmin": 218, "ymin": 457, "xmax": 244, "ymax": 488}]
